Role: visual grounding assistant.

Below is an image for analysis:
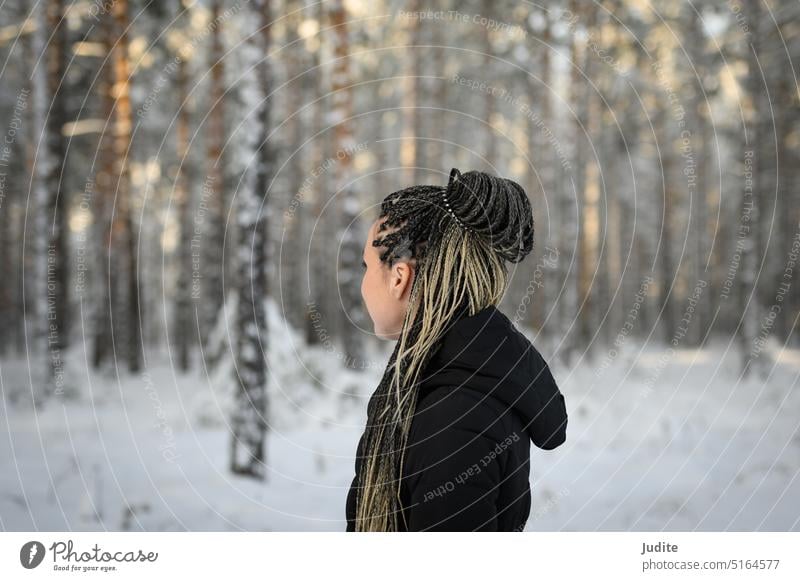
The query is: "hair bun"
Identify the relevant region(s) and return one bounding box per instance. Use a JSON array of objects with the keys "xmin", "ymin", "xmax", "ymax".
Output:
[{"xmin": 445, "ymin": 168, "xmax": 534, "ymax": 263}]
